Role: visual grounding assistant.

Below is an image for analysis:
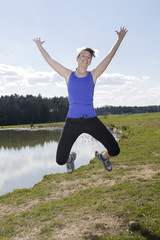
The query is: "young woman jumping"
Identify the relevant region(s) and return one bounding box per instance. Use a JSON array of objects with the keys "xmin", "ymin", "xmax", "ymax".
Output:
[{"xmin": 33, "ymin": 26, "xmax": 127, "ymax": 174}]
